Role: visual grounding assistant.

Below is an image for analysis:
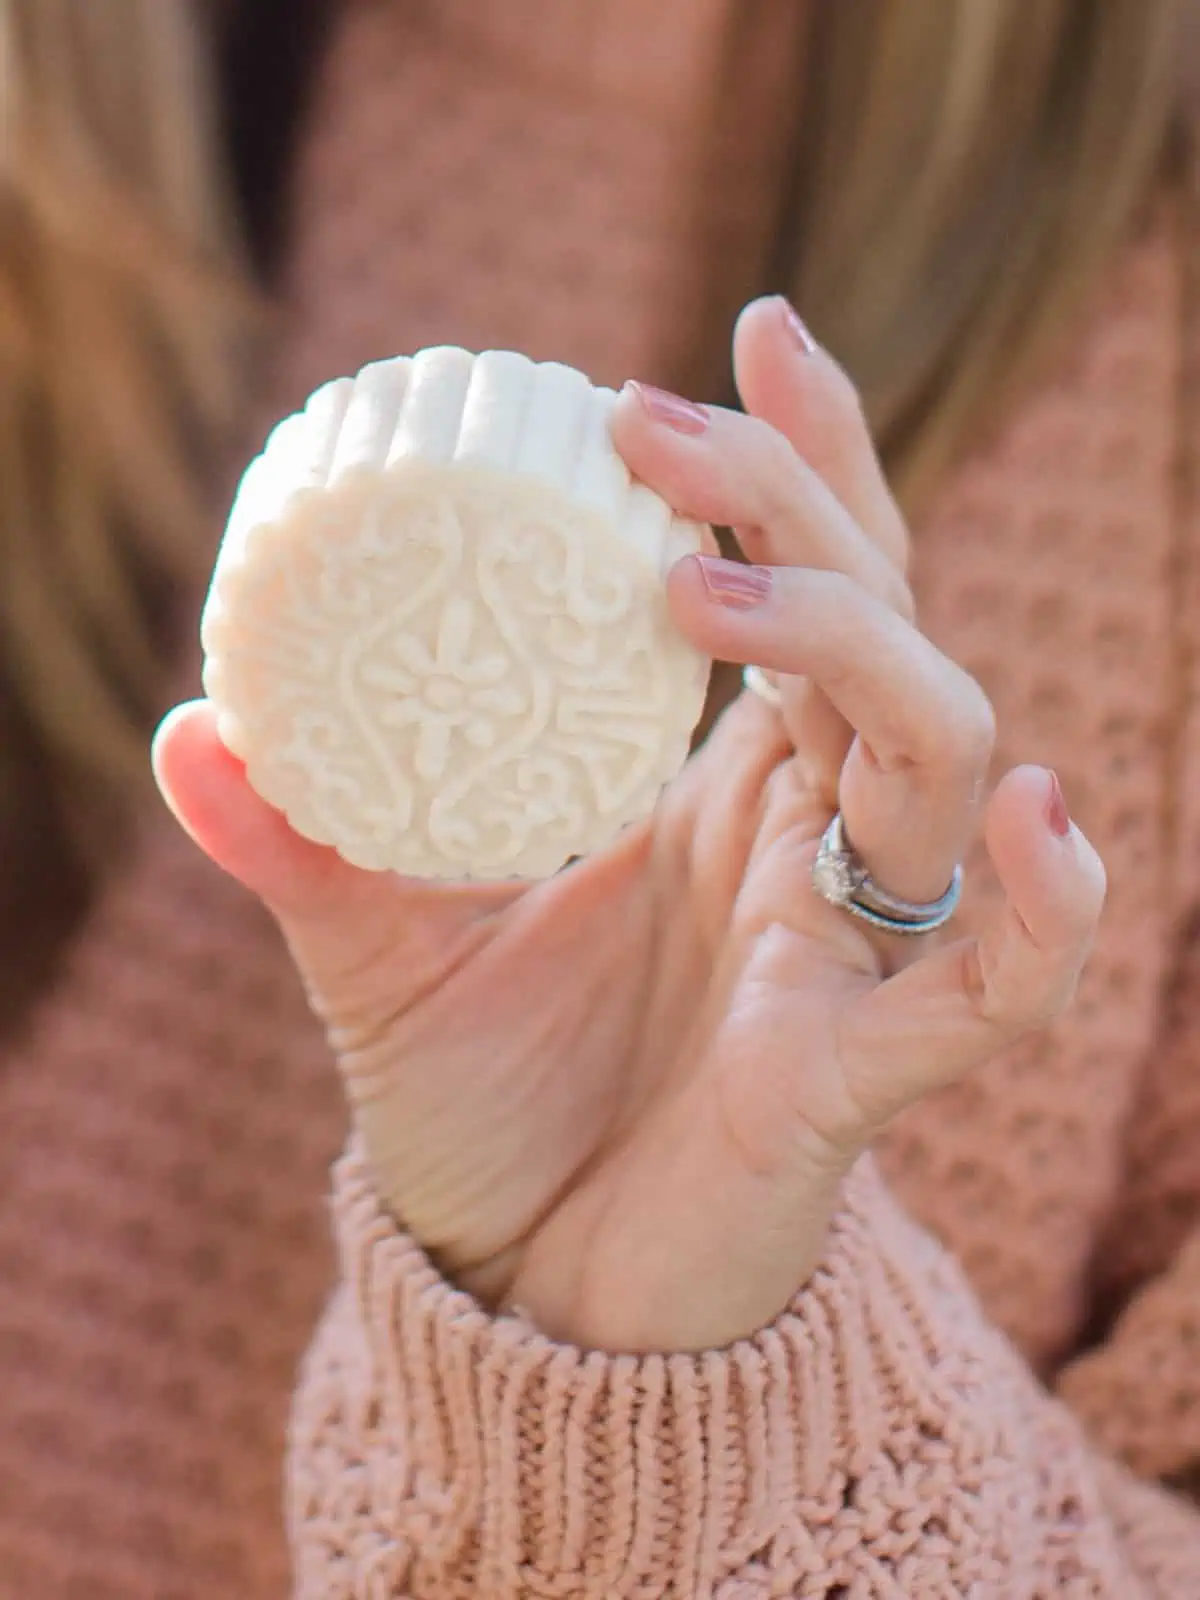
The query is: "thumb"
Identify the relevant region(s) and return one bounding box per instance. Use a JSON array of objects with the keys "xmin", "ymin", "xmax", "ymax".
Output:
[
  {"xmin": 152, "ymin": 700, "xmax": 366, "ymax": 918},
  {"xmin": 837, "ymin": 764, "xmax": 1105, "ymax": 1130},
  {"xmin": 151, "ymin": 701, "xmax": 505, "ymax": 1033}
]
